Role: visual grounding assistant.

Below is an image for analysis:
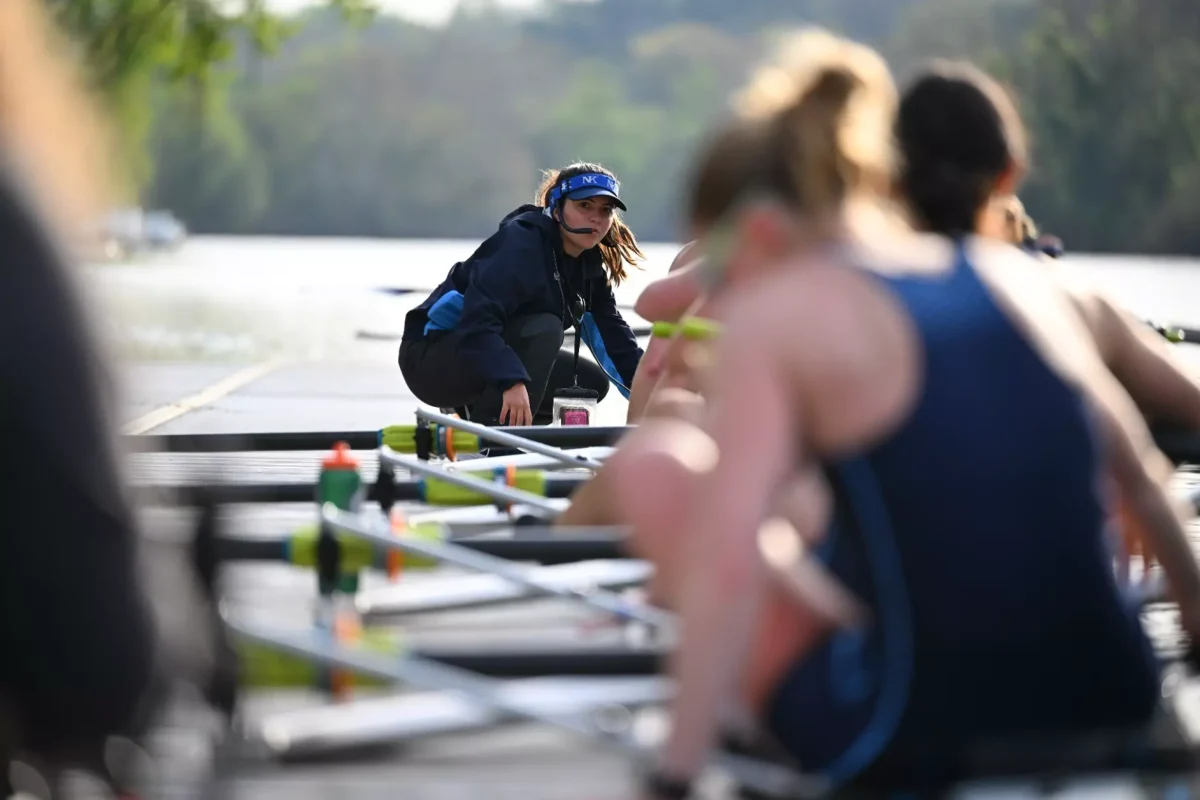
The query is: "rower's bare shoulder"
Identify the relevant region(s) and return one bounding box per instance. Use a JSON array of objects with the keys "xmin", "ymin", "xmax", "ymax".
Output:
[
  {"xmin": 967, "ymin": 242, "xmax": 1159, "ymax": 452},
  {"xmin": 725, "ymin": 261, "xmax": 922, "ymax": 452},
  {"xmin": 966, "ymin": 241, "xmax": 1101, "ymax": 374}
]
